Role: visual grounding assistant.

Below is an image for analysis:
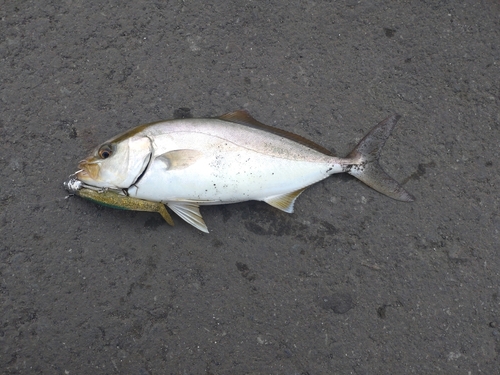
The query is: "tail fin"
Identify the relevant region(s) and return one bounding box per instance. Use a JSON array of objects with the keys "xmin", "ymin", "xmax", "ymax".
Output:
[{"xmin": 347, "ymin": 114, "xmax": 415, "ymax": 202}]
